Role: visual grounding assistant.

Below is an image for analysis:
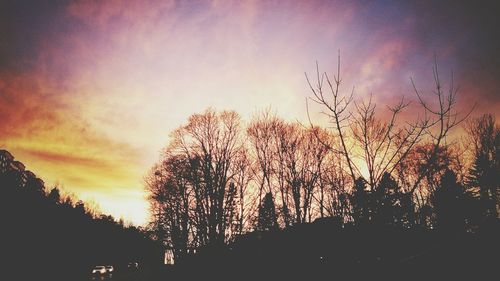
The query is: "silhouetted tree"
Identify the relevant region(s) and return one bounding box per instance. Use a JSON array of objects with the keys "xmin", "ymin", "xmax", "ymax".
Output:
[
  {"xmin": 408, "ymin": 59, "xmax": 473, "ymax": 200},
  {"xmin": 48, "ymin": 187, "xmax": 61, "ymax": 203},
  {"xmin": 247, "ymin": 110, "xmax": 279, "ymax": 214},
  {"xmin": 372, "ymin": 172, "xmax": 403, "ymax": 227},
  {"xmin": 396, "ymin": 143, "xmax": 456, "ymax": 227},
  {"xmin": 319, "ymin": 149, "xmax": 351, "ymax": 223},
  {"xmin": 257, "ymin": 192, "xmax": 277, "ymax": 231},
  {"xmin": 133, "ymin": 59, "xmax": 497, "ymax": 280},
  {"xmin": 147, "ymin": 108, "xmax": 247, "ymax": 258},
  {"xmin": 146, "ymin": 155, "xmax": 191, "ymax": 262},
  {"xmin": 1, "ymin": 150, "xmax": 162, "ymax": 280},
  {"xmin": 350, "ymin": 177, "xmax": 370, "ymax": 226},
  {"xmin": 433, "ymin": 169, "xmax": 466, "ymax": 233},
  {"xmin": 306, "ymin": 57, "xmax": 427, "ymax": 193},
  {"xmin": 466, "ymin": 114, "xmax": 500, "ymax": 220},
  {"xmin": 232, "ymin": 149, "xmax": 253, "ymax": 236}
]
